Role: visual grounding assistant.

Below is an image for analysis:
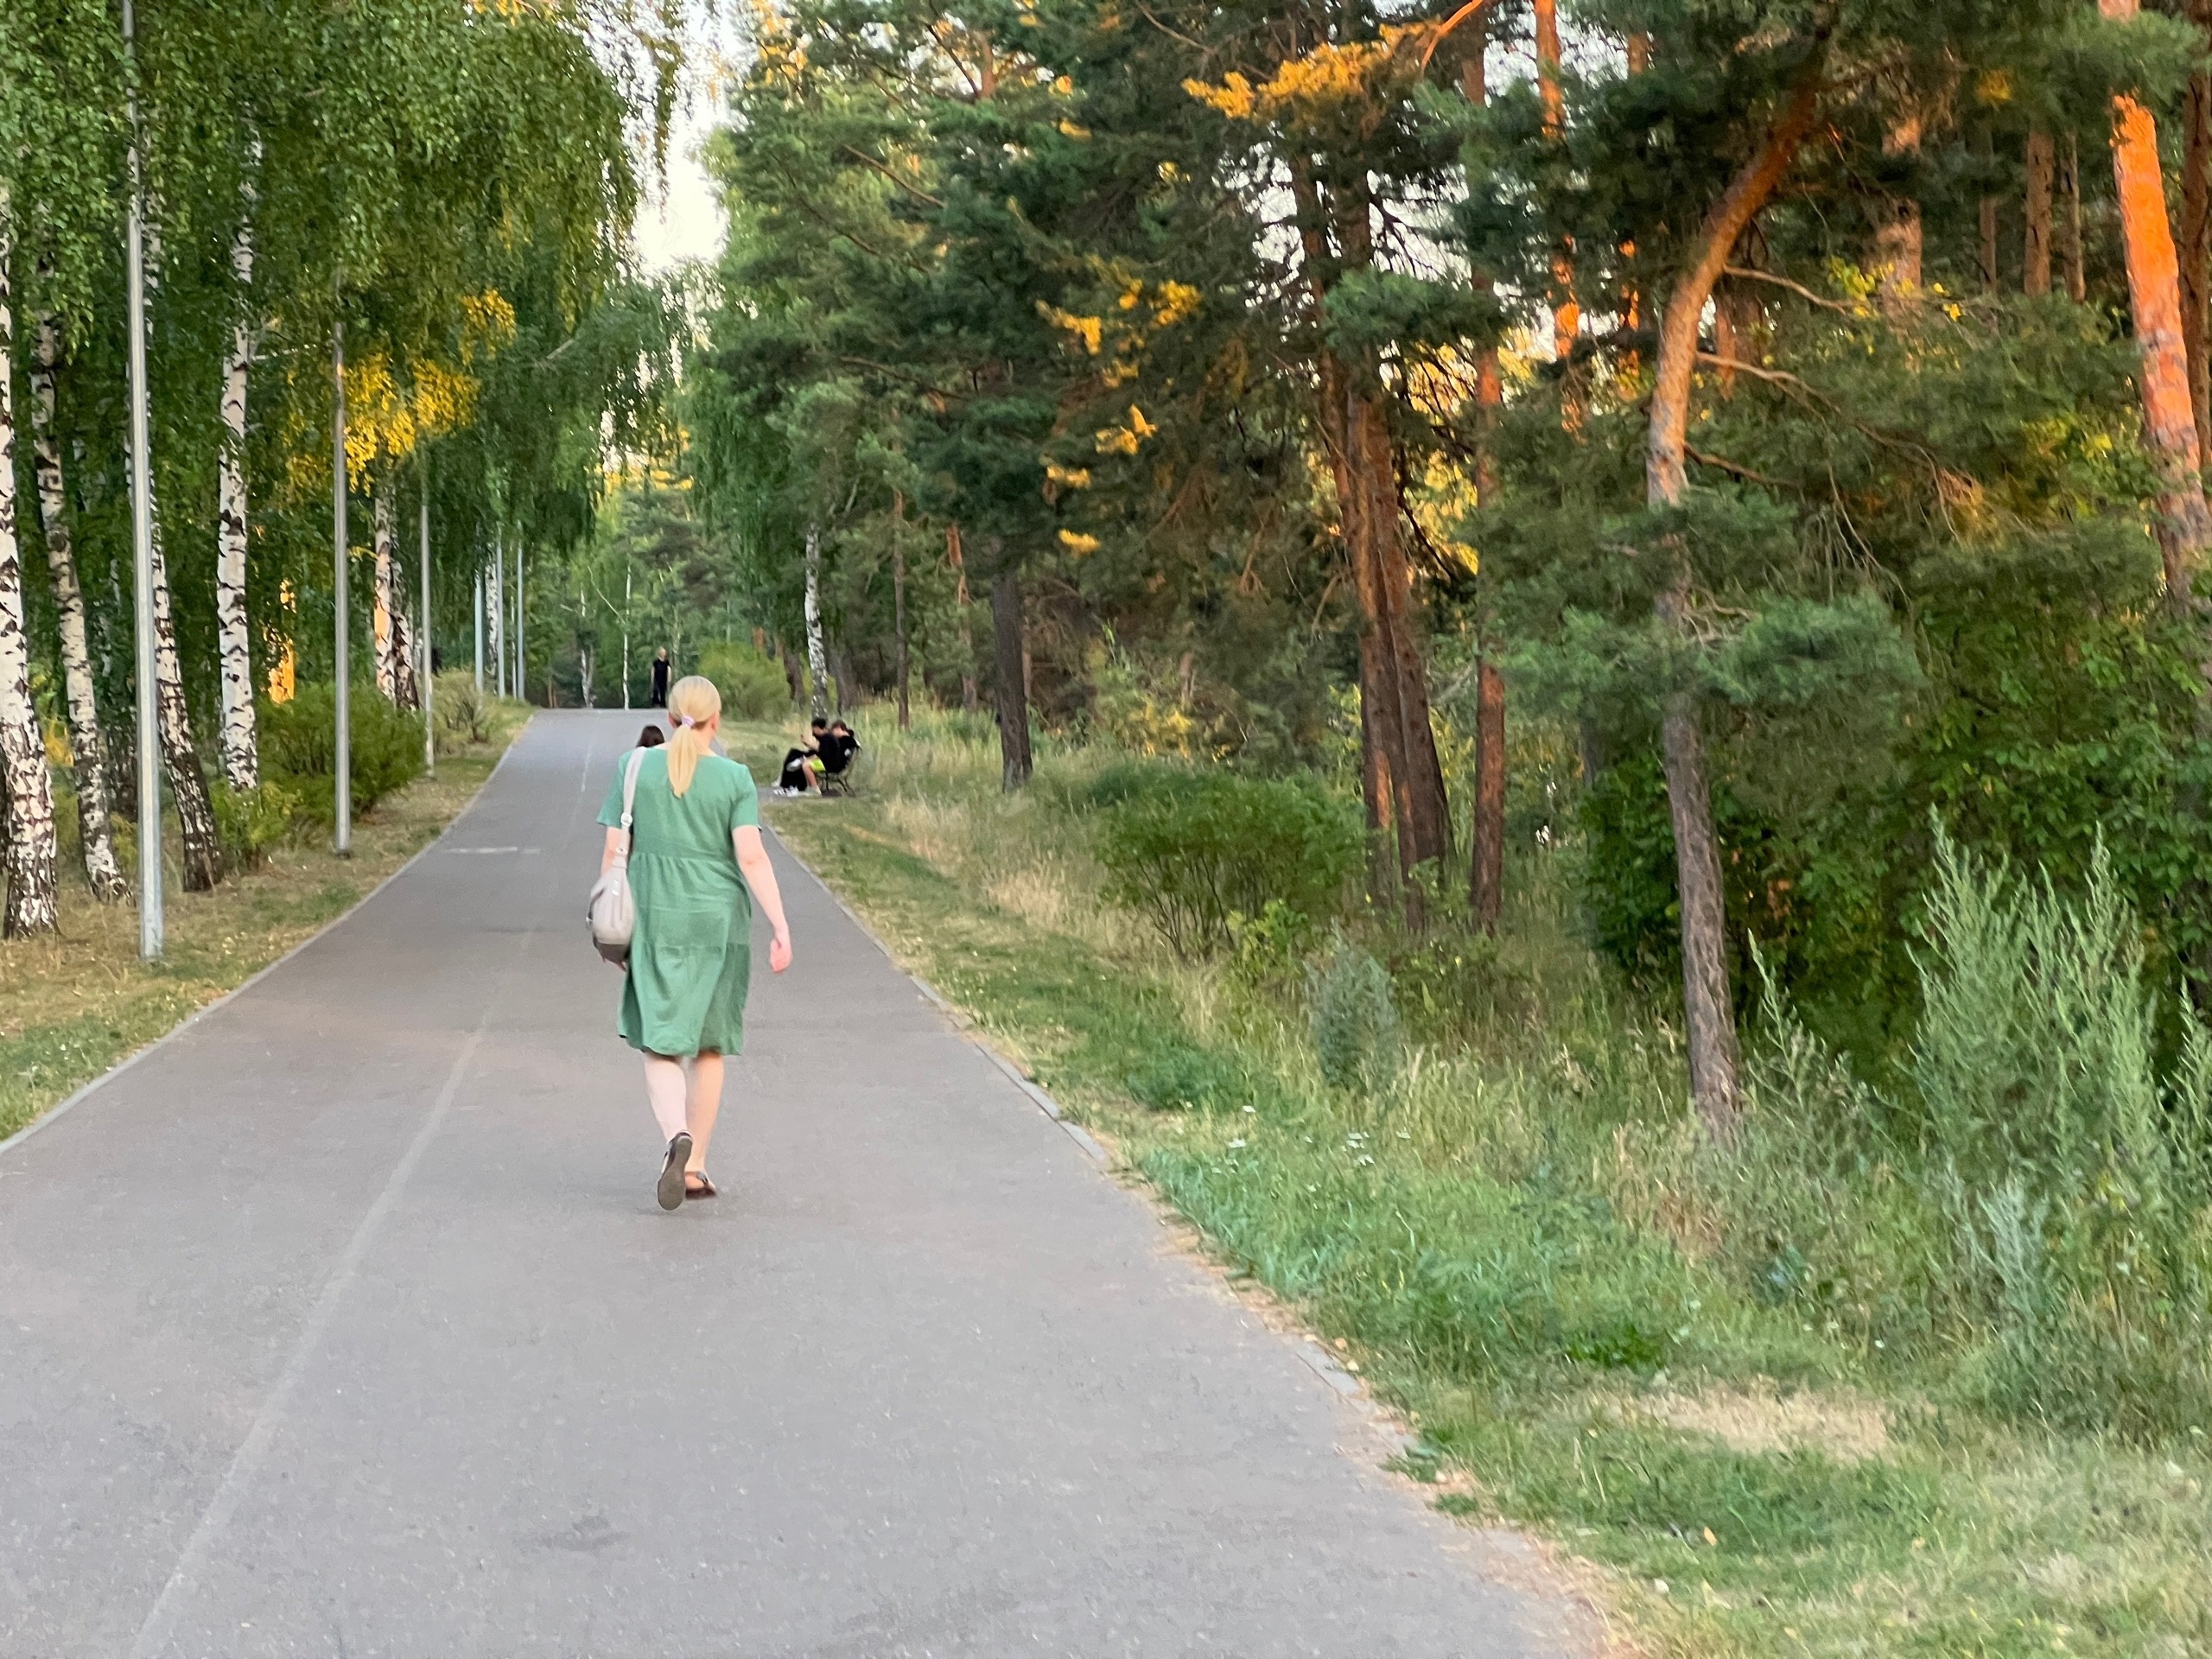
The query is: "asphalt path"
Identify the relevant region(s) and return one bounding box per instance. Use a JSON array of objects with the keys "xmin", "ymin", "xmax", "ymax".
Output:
[{"xmin": 0, "ymin": 710, "xmax": 1577, "ymax": 1658}]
